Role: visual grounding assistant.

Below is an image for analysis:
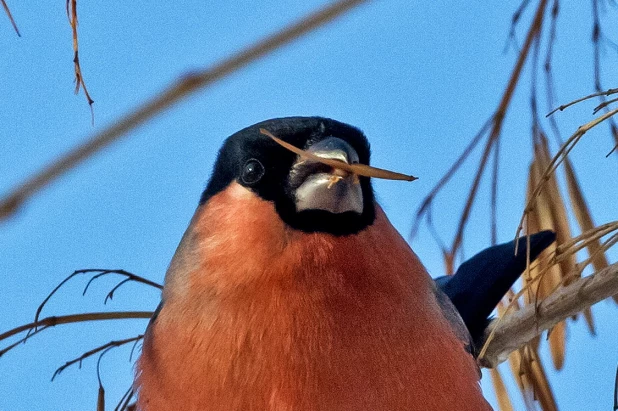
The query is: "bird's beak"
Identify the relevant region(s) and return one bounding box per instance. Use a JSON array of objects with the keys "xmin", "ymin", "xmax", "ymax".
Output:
[{"xmin": 289, "ymin": 137, "xmax": 364, "ymax": 214}]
